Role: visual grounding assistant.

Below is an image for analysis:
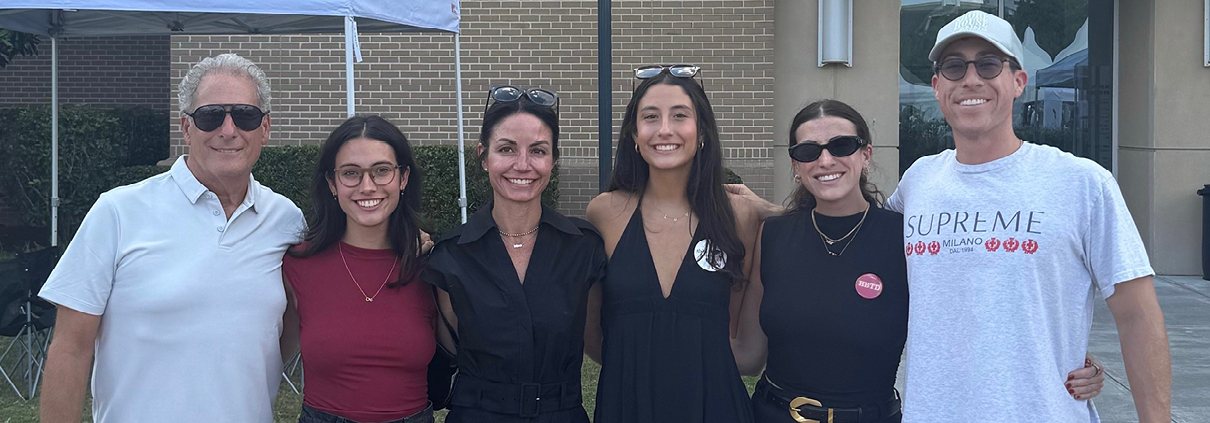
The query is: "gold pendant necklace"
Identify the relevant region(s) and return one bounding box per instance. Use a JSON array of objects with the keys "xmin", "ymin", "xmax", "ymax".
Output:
[
  {"xmin": 338, "ymin": 244, "xmax": 399, "ymax": 302},
  {"xmin": 499, "ymin": 225, "xmax": 540, "ymax": 249}
]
